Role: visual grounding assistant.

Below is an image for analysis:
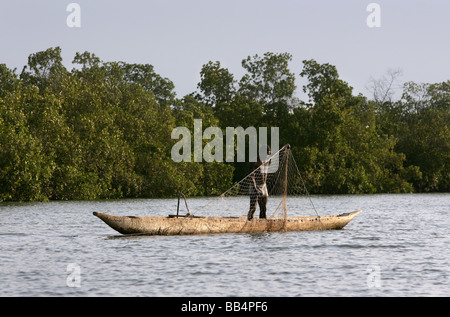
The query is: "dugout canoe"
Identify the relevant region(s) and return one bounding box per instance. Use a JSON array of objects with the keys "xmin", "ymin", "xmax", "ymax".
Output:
[{"xmin": 93, "ymin": 210, "xmax": 362, "ymax": 236}]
